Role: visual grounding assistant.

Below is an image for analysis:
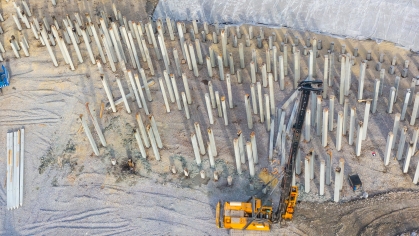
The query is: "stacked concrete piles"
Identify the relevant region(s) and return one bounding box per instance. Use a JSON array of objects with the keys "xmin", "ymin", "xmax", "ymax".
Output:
[{"xmin": 6, "ymin": 128, "xmax": 25, "ymax": 210}]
